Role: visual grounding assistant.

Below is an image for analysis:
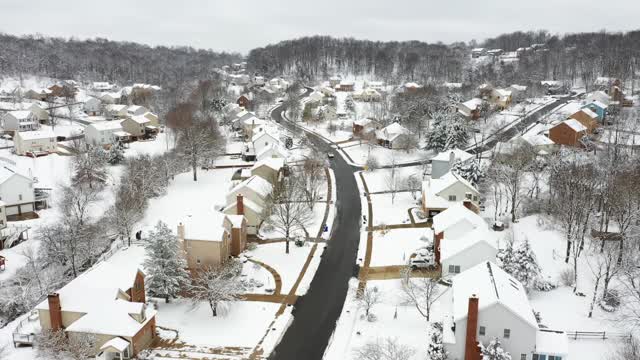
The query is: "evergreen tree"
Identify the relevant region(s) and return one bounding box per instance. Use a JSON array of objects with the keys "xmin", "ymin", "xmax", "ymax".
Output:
[
  {"xmin": 107, "ymin": 140, "xmax": 126, "ymax": 165},
  {"xmin": 480, "ymin": 338, "xmax": 512, "ymax": 360},
  {"xmin": 427, "ymin": 322, "xmax": 448, "ymax": 360},
  {"xmin": 143, "ymin": 221, "xmax": 190, "ymax": 303},
  {"xmin": 426, "ymin": 112, "xmax": 469, "ymax": 152},
  {"xmin": 498, "ymin": 239, "xmax": 541, "ymax": 290},
  {"xmin": 452, "ymin": 159, "xmax": 484, "ymax": 186}
]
